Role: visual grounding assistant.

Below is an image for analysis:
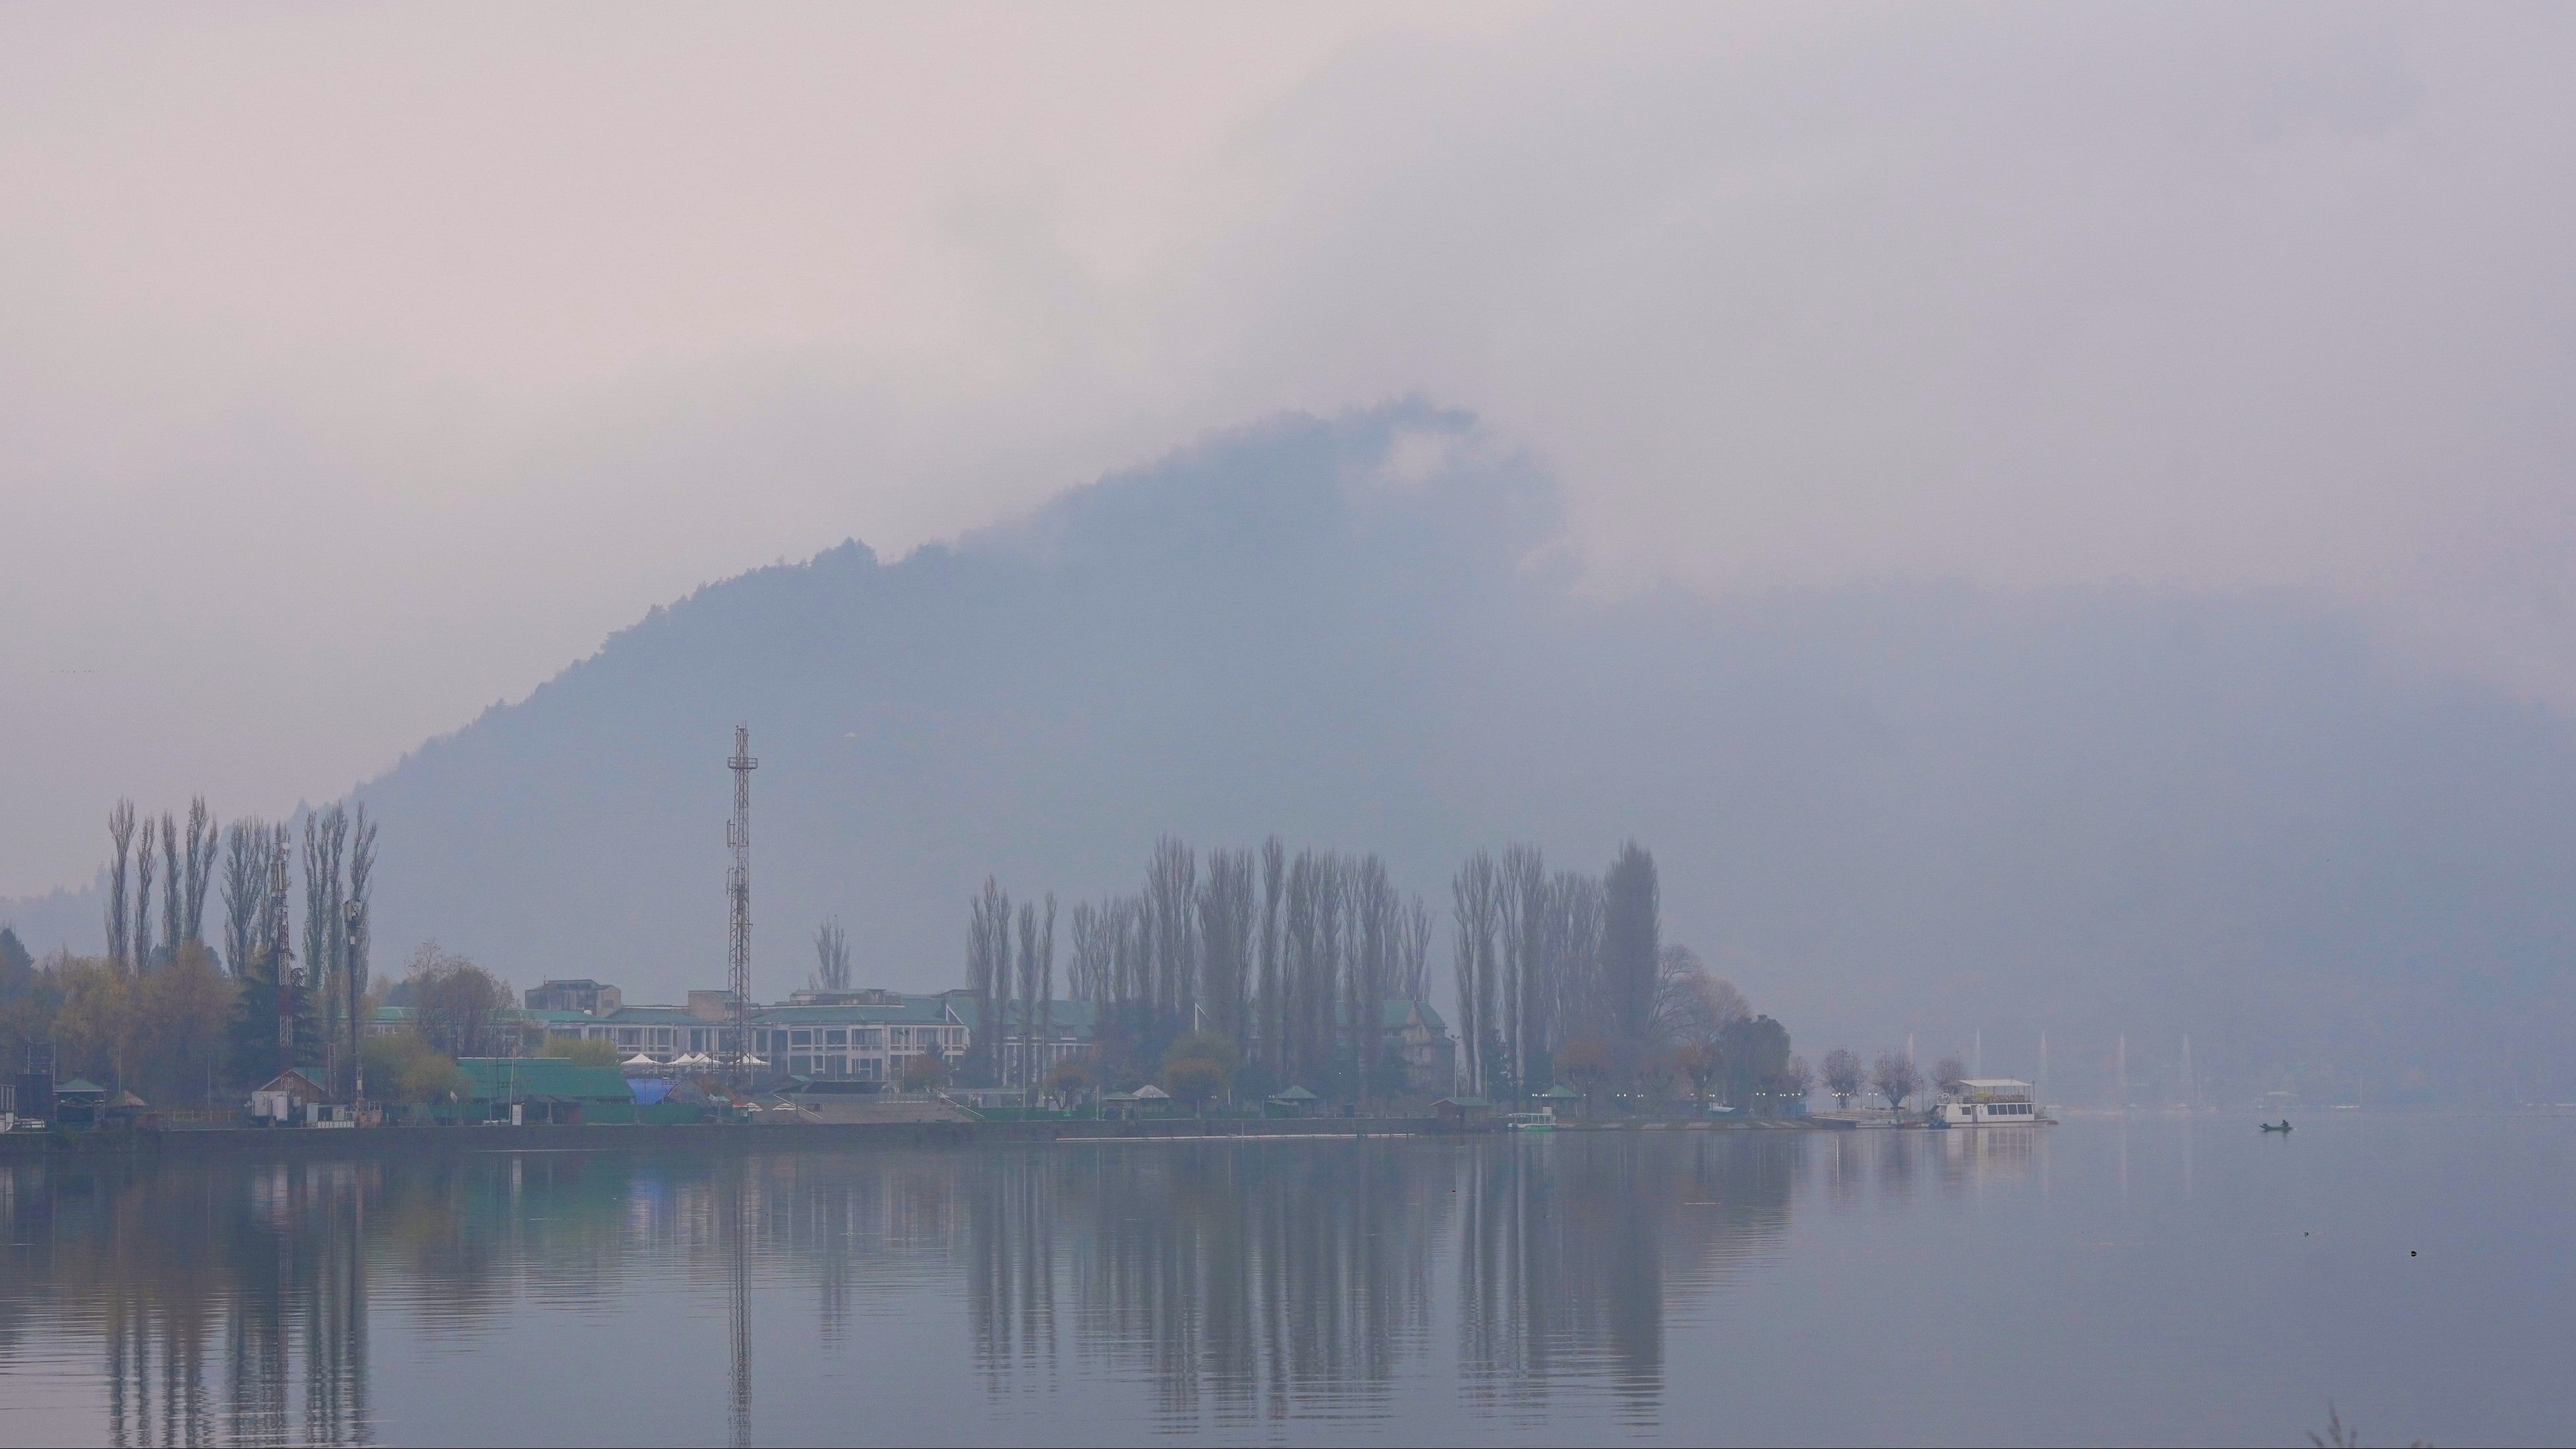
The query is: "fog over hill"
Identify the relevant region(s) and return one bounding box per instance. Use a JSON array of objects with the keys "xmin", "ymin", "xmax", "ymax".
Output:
[{"xmin": 15, "ymin": 402, "xmax": 2576, "ymax": 1103}]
